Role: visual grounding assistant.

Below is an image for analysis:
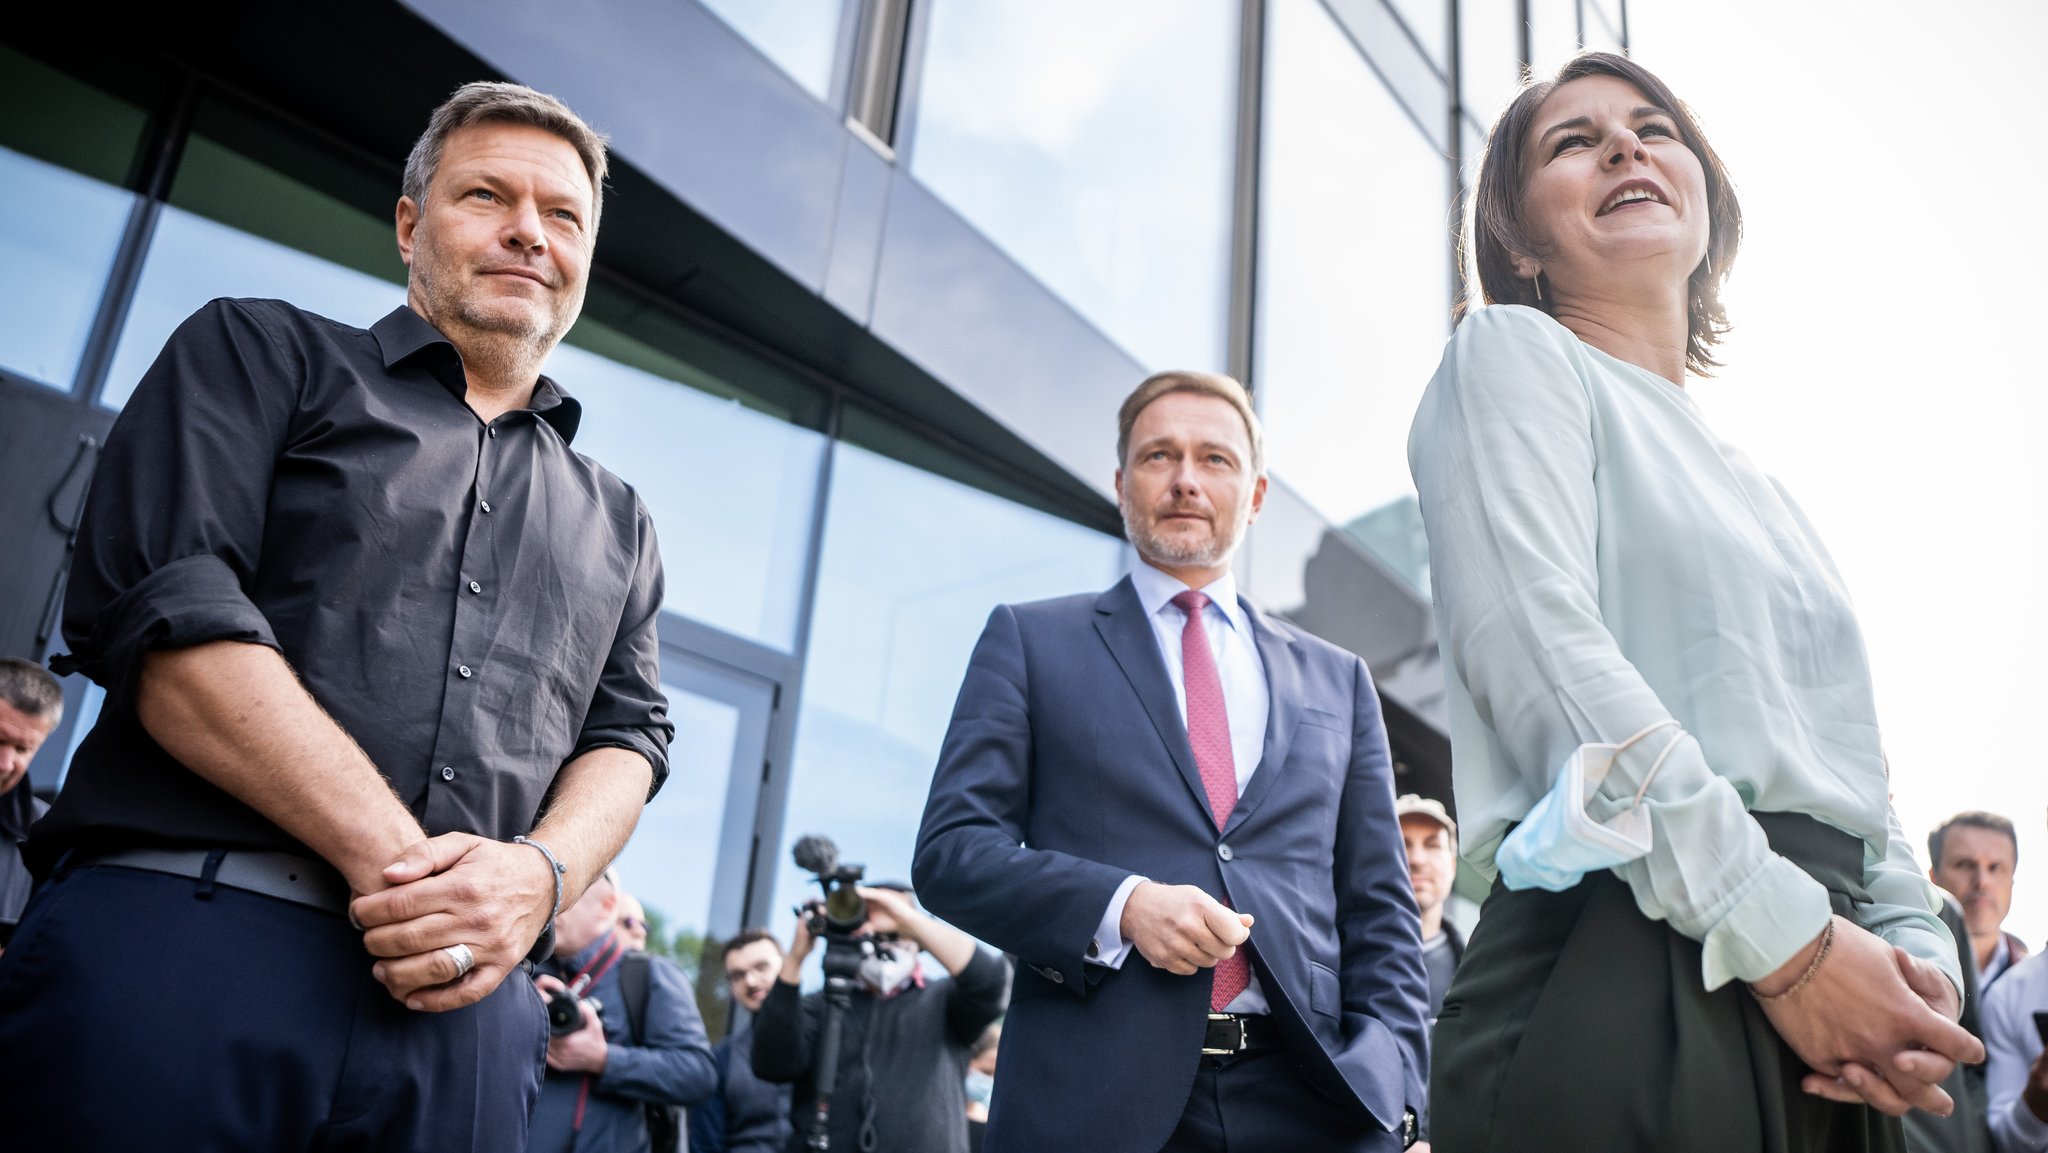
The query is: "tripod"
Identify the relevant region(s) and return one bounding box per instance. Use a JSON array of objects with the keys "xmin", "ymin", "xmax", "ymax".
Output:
[{"xmin": 804, "ymin": 930, "xmax": 870, "ymax": 1151}]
